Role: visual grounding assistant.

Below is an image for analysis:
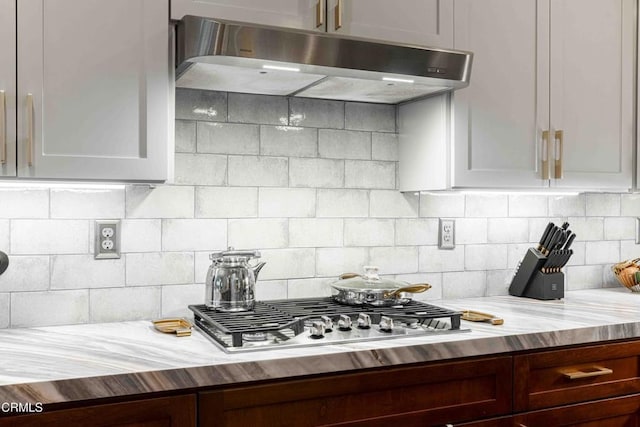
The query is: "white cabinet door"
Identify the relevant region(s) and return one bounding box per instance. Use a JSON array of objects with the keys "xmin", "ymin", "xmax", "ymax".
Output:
[
  {"xmin": 549, "ymin": 0, "xmax": 634, "ymax": 189},
  {"xmin": 452, "ymin": 0, "xmax": 548, "ymax": 188},
  {"xmin": 327, "ymin": 0, "xmax": 453, "ymax": 48},
  {"xmin": 0, "ymin": 0, "xmax": 16, "ymax": 177},
  {"xmin": 171, "ymin": 0, "xmax": 323, "ymax": 31},
  {"xmin": 17, "ymin": 0, "xmax": 170, "ymax": 181}
]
